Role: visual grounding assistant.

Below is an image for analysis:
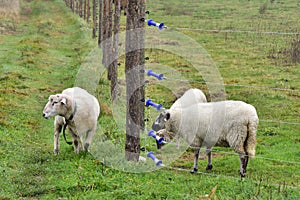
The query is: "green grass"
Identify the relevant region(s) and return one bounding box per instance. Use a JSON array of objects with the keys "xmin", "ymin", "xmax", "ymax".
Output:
[{"xmin": 0, "ymin": 0, "xmax": 299, "ymax": 199}]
